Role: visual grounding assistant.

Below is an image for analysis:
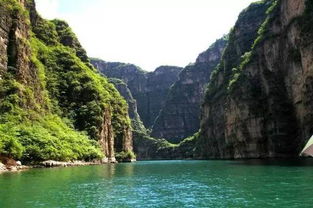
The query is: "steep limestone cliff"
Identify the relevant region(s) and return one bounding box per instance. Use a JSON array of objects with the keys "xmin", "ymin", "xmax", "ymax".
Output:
[
  {"xmin": 0, "ymin": 0, "xmax": 134, "ymax": 163},
  {"xmin": 103, "ymin": 78, "xmax": 187, "ymax": 160},
  {"xmin": 91, "ymin": 59, "xmax": 182, "ymax": 129},
  {"xmin": 151, "ymin": 38, "xmax": 227, "ymax": 143},
  {"xmin": 197, "ymin": 0, "xmax": 313, "ymax": 159},
  {"xmin": 0, "ymin": 0, "xmax": 45, "ymax": 106}
]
